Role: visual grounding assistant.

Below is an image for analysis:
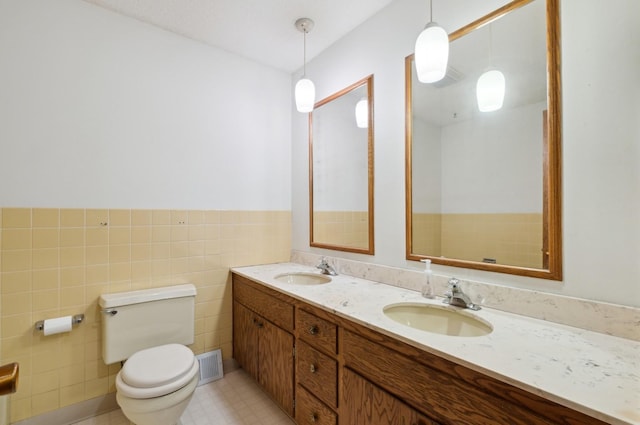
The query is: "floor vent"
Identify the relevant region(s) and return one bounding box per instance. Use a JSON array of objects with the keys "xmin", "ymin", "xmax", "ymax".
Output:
[{"xmin": 196, "ymin": 349, "xmax": 224, "ymax": 386}]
